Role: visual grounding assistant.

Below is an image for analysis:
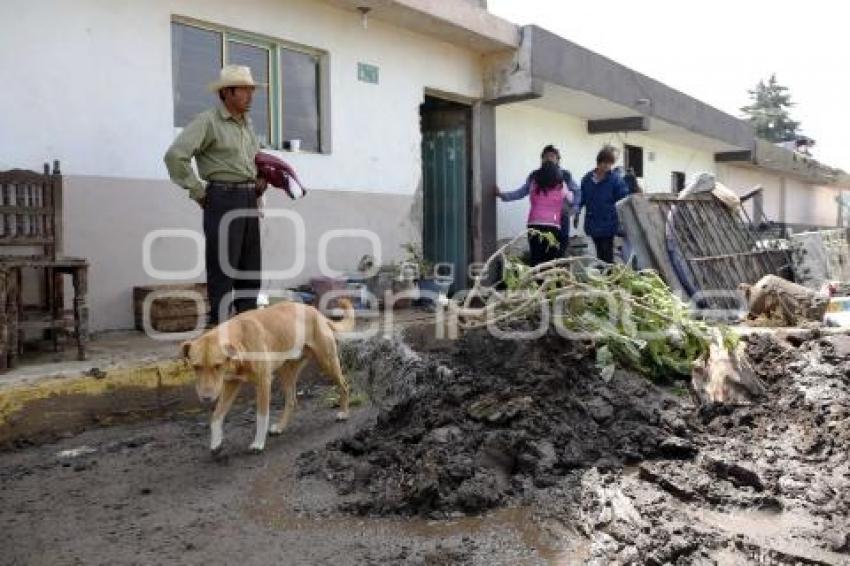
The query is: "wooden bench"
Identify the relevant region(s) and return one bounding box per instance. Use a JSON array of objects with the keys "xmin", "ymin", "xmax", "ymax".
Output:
[{"xmin": 0, "ymin": 162, "xmax": 89, "ymax": 370}]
